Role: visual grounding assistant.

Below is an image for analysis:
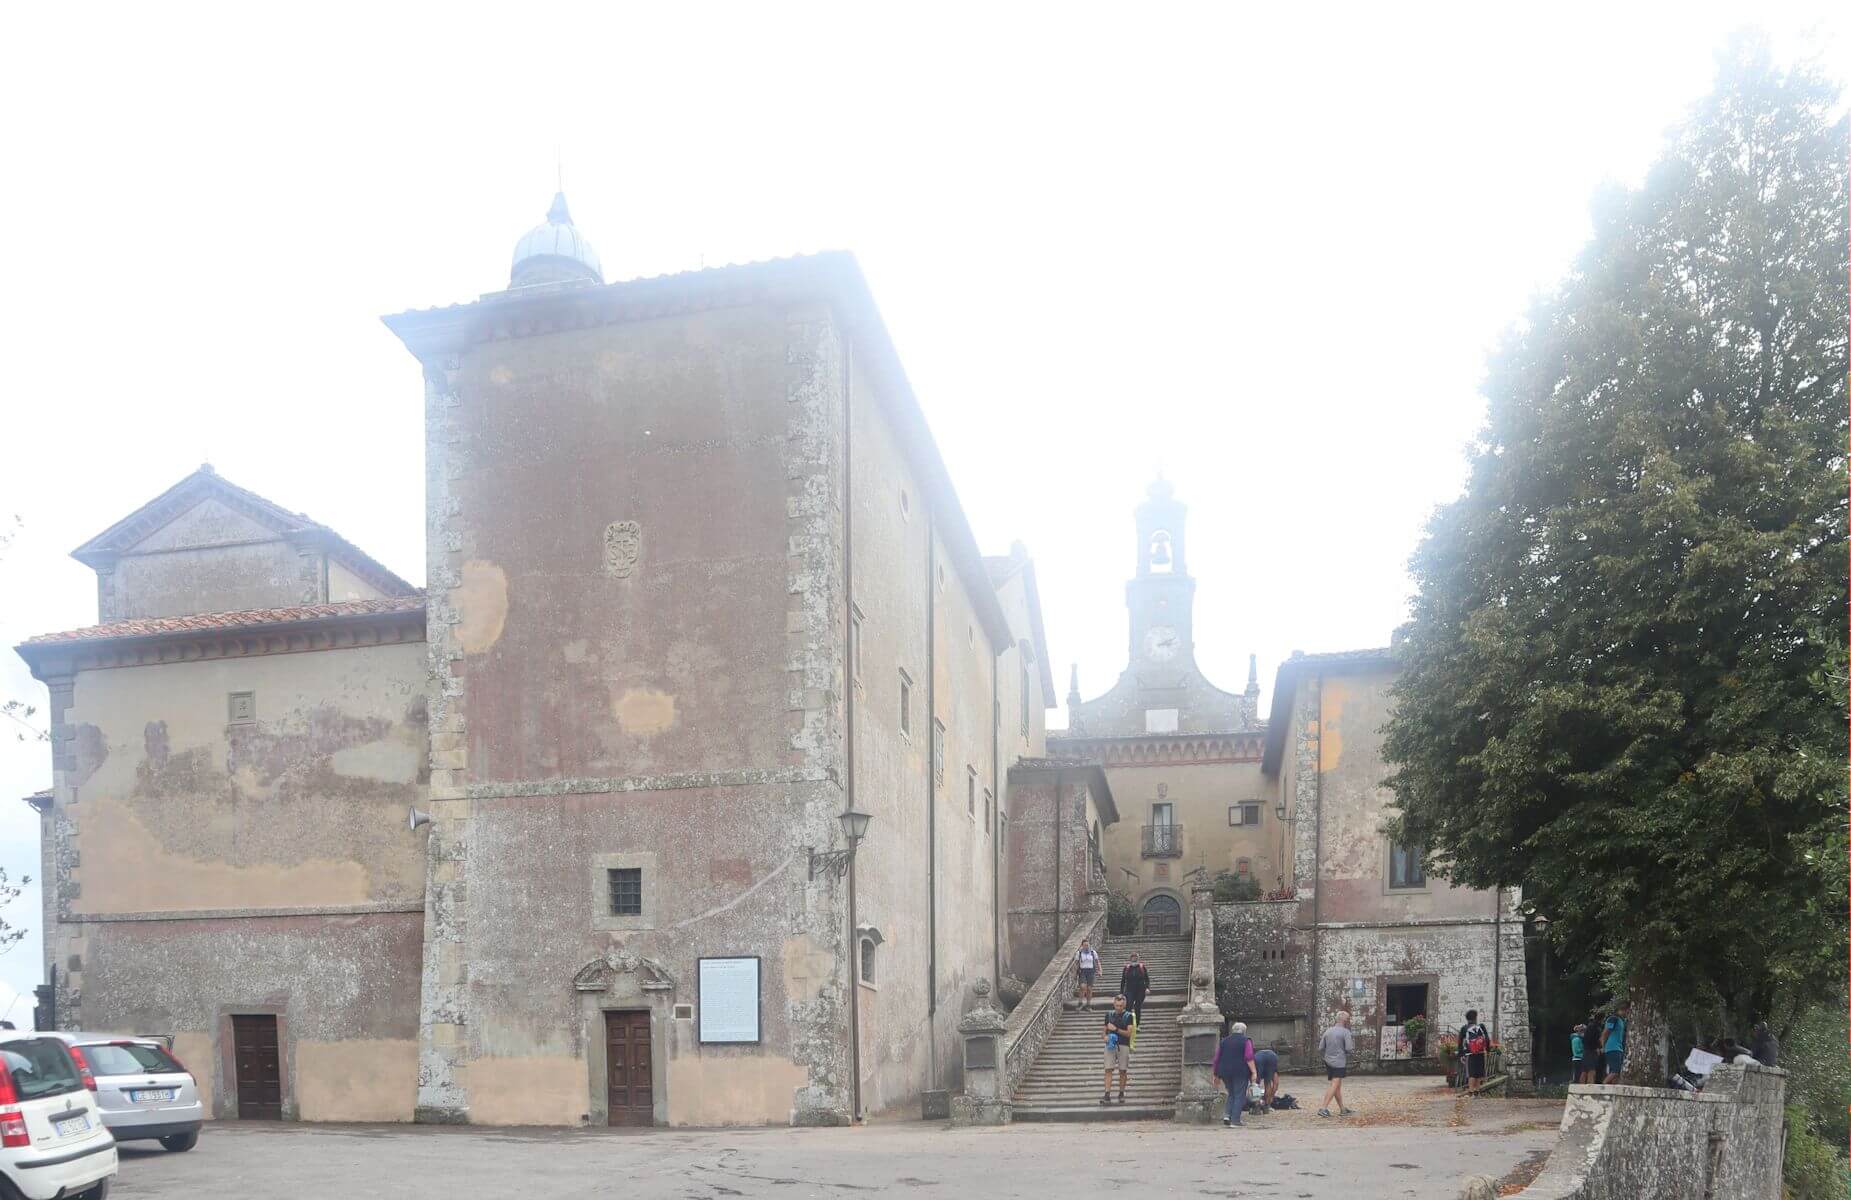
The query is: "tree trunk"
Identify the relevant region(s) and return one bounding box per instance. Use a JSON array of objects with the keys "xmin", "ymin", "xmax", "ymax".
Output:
[{"xmin": 1619, "ymin": 983, "xmax": 1667, "ymax": 1086}]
